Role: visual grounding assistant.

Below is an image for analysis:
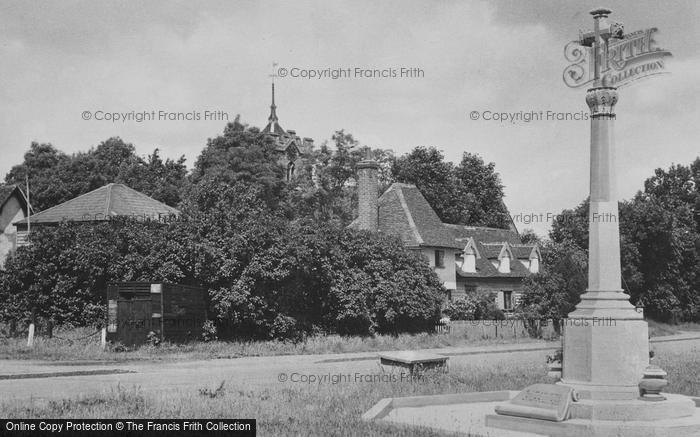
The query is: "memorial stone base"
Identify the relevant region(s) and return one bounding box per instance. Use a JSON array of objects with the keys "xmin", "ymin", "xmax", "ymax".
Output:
[
  {"xmin": 560, "ymin": 317, "xmax": 649, "ymax": 400},
  {"xmin": 485, "ymin": 394, "xmax": 700, "ymax": 437}
]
